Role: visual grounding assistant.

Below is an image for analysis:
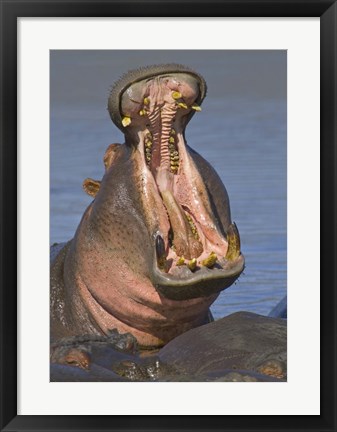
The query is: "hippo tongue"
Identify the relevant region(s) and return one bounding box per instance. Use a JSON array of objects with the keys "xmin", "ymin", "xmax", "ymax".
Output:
[{"xmin": 161, "ymin": 190, "xmax": 203, "ymax": 260}]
